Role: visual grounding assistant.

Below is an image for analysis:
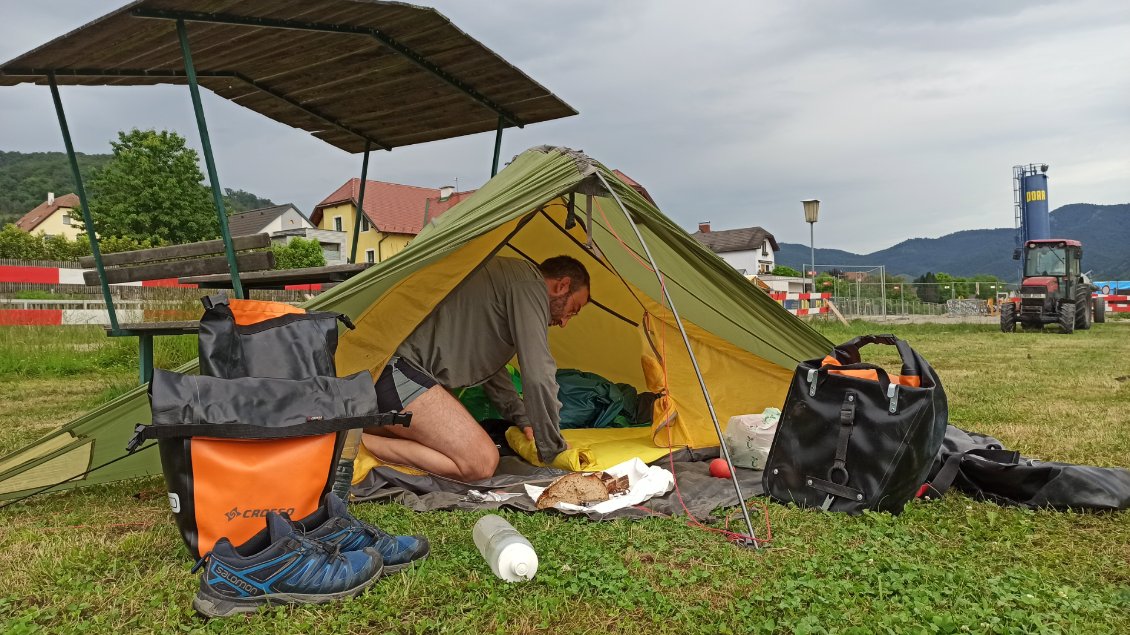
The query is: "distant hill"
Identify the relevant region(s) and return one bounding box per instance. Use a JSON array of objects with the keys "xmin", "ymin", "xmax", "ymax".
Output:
[
  {"xmin": 0, "ymin": 151, "xmax": 111, "ymax": 225},
  {"xmin": 0, "ymin": 150, "xmax": 275, "ymax": 225},
  {"xmin": 776, "ymin": 203, "xmax": 1130, "ymax": 280}
]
